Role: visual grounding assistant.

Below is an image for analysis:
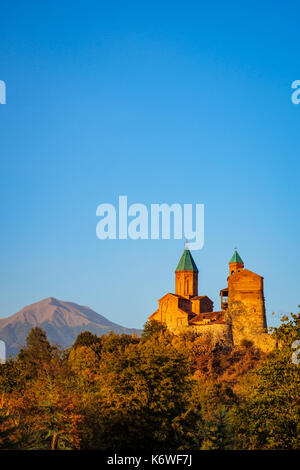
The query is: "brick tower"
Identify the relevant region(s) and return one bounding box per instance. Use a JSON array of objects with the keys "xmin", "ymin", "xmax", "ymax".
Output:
[{"xmin": 224, "ymin": 249, "xmax": 268, "ymax": 344}]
